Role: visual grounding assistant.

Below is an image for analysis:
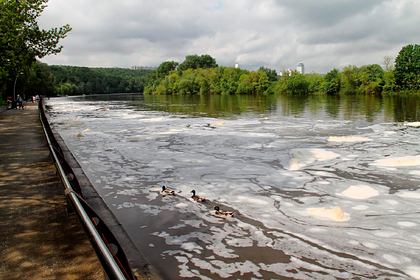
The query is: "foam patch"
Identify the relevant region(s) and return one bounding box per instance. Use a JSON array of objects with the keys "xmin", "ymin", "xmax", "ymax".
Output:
[
  {"xmin": 371, "ymin": 155, "xmax": 420, "ymax": 167},
  {"xmin": 307, "ymin": 206, "xmax": 350, "ymax": 221},
  {"xmin": 328, "ymin": 136, "xmax": 373, "ymax": 142},
  {"xmin": 341, "ymin": 185, "xmax": 380, "ymax": 199}
]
